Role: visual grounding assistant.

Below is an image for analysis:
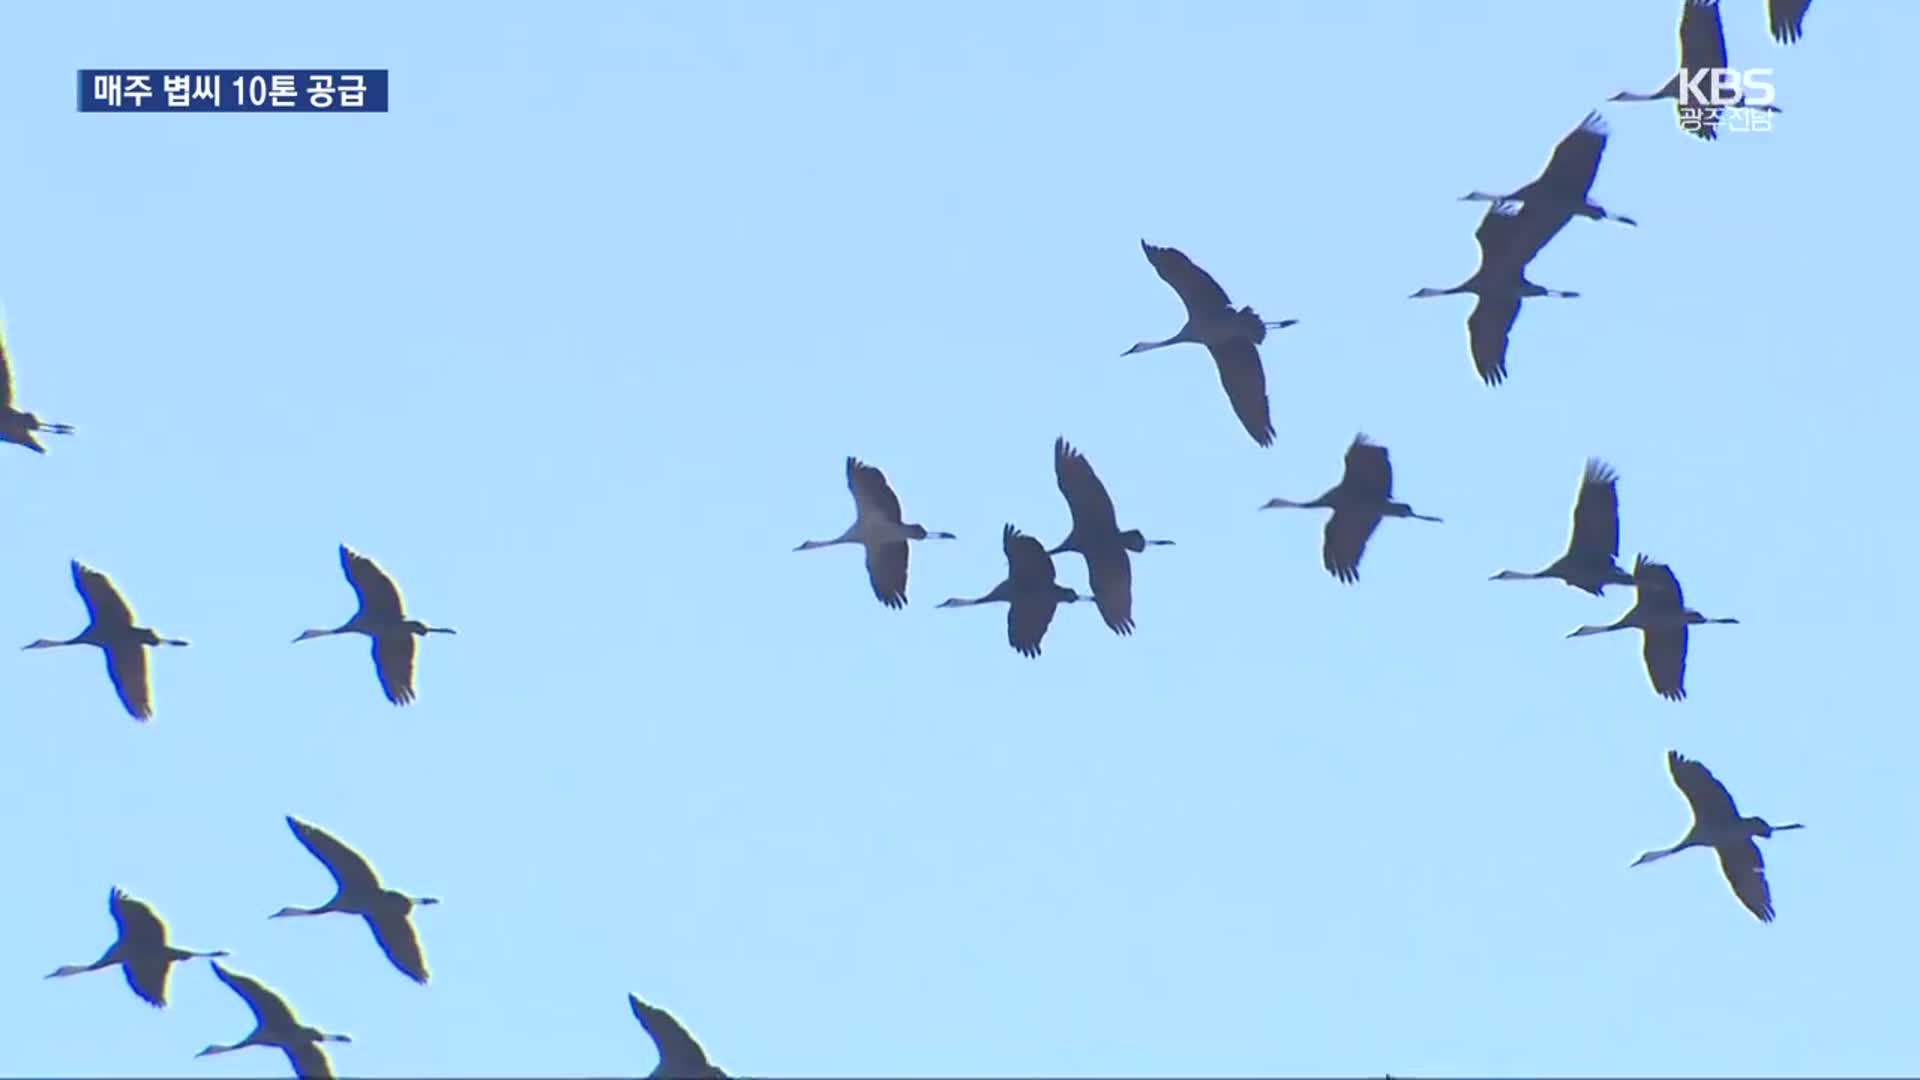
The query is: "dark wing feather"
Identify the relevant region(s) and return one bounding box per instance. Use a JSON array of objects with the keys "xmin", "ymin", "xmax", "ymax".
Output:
[
  {"xmin": 283, "ymin": 1039, "xmax": 336, "ymax": 1080},
  {"xmin": 211, "ymin": 963, "xmax": 302, "ymax": 1032},
  {"xmin": 1085, "ymin": 546, "xmax": 1135, "ymax": 636},
  {"xmin": 0, "ymin": 319, "xmax": 14, "ymax": 409},
  {"xmin": 630, "ymin": 994, "xmax": 717, "ymax": 1077},
  {"xmin": 71, "ymin": 561, "xmax": 137, "ymax": 629},
  {"xmin": 1475, "ymin": 201, "xmax": 1571, "ymax": 272},
  {"xmin": 1466, "ymin": 293, "xmax": 1521, "ymax": 387},
  {"xmin": 121, "ymin": 956, "xmax": 170, "ymax": 1008},
  {"xmin": 1768, "ymin": 0, "xmax": 1810, "ymax": 43},
  {"xmin": 1718, "ymin": 839, "xmax": 1775, "ymax": 922},
  {"xmin": 1632, "ymin": 554, "xmax": 1686, "ymax": 610},
  {"xmin": 104, "ymin": 645, "xmax": 153, "ymax": 721},
  {"xmin": 286, "ymin": 816, "xmax": 386, "ymax": 895},
  {"xmin": 1667, "ymin": 750, "xmax": 1742, "ymax": 824},
  {"xmin": 1642, "ymin": 626, "xmax": 1690, "ymax": 701},
  {"xmin": 1679, "ymin": 0, "xmax": 1731, "ymax": 72},
  {"xmin": 1054, "ymin": 438, "xmax": 1119, "ymax": 538},
  {"xmin": 1002, "ymin": 524, "xmax": 1056, "ymax": 587},
  {"xmin": 1141, "ymin": 240, "xmax": 1232, "ymax": 316},
  {"xmin": 1342, "ymin": 434, "xmax": 1393, "ymax": 500},
  {"xmin": 864, "ymin": 541, "xmax": 910, "ymax": 609},
  {"xmin": 1569, "ymin": 459, "xmax": 1623, "ymax": 560},
  {"xmin": 365, "ymin": 910, "xmax": 429, "ymax": 984},
  {"xmin": 110, "ymin": 889, "xmax": 168, "ymax": 951},
  {"xmin": 1206, "ymin": 339, "xmax": 1276, "ymax": 448},
  {"xmin": 1322, "ymin": 509, "xmax": 1383, "ymax": 585},
  {"xmin": 340, "ymin": 545, "xmax": 407, "ymax": 621},
  {"xmin": 372, "ymin": 633, "xmax": 418, "ymax": 705},
  {"xmin": 846, "ymin": 457, "xmax": 904, "ymax": 523},
  {"xmin": 1006, "ymin": 596, "xmax": 1059, "ymax": 658},
  {"xmin": 1538, "ymin": 112, "xmax": 1608, "ymax": 200}
]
